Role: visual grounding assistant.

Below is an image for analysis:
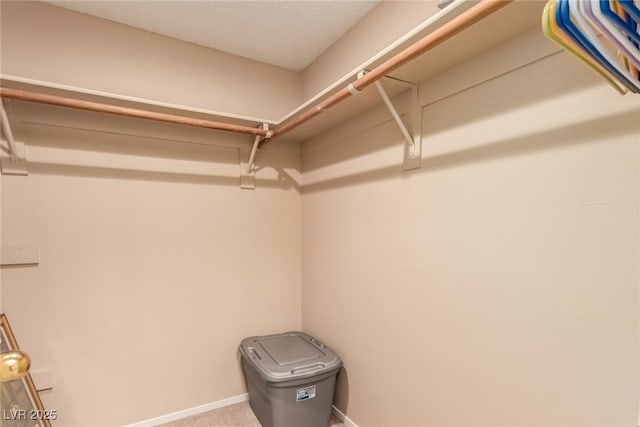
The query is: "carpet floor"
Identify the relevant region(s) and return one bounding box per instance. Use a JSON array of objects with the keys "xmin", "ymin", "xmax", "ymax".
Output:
[{"xmin": 159, "ymin": 401, "xmax": 346, "ymax": 427}]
